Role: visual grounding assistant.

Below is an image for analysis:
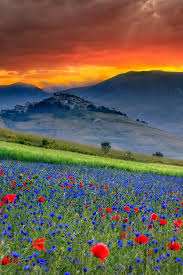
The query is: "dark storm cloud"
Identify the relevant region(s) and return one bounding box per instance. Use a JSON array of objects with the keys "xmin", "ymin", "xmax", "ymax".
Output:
[{"xmin": 0, "ymin": 0, "xmax": 182, "ymax": 70}]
